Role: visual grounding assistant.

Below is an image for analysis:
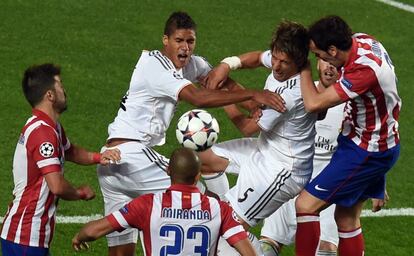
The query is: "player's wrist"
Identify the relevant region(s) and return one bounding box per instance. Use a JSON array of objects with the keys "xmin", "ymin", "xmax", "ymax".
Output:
[
  {"xmin": 220, "ymin": 56, "xmax": 242, "ymax": 70},
  {"xmin": 77, "ymin": 188, "xmax": 87, "ymax": 200},
  {"xmin": 91, "ymin": 152, "xmax": 101, "ymax": 164}
]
